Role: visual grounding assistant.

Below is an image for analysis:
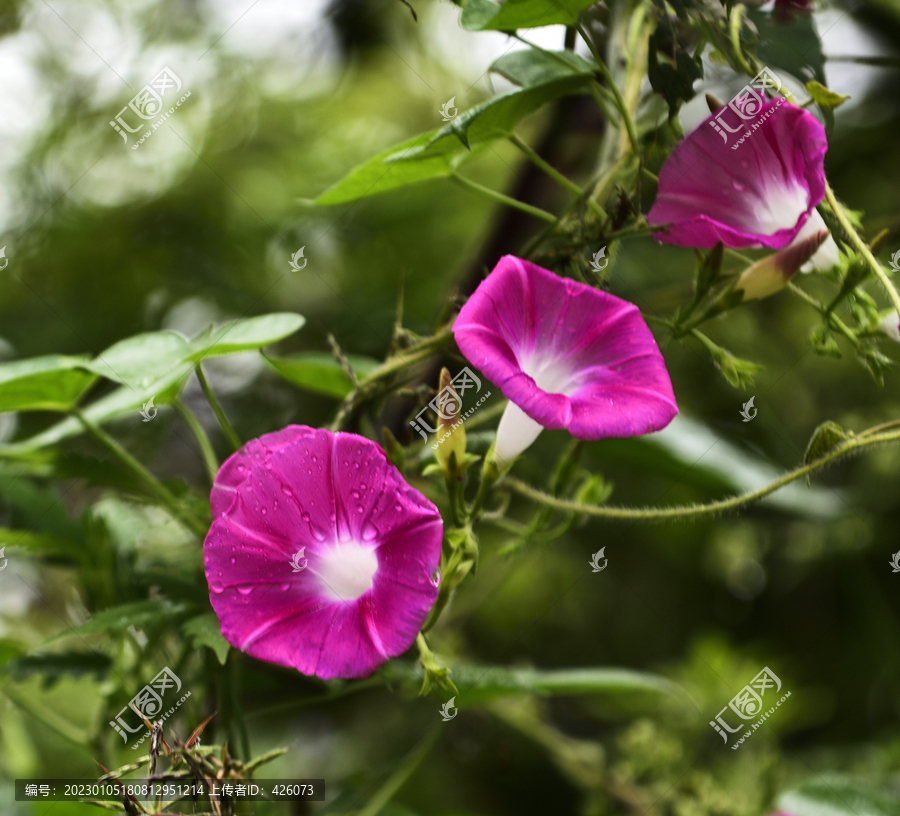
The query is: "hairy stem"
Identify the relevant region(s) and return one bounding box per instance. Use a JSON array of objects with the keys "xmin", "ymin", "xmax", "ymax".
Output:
[
  {"xmin": 504, "ymin": 427, "xmax": 900, "ymax": 521},
  {"xmin": 825, "ymin": 181, "xmax": 900, "ymax": 322}
]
